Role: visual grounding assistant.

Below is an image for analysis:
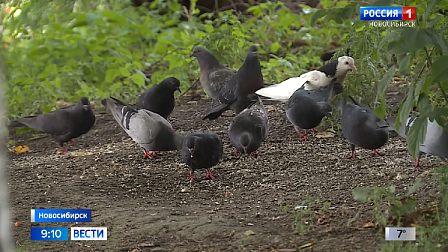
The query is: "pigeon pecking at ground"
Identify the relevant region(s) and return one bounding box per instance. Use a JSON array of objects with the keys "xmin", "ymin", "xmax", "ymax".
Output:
[
  {"xmin": 387, "ymin": 116, "xmax": 448, "ymax": 168},
  {"xmin": 137, "ymin": 77, "xmax": 181, "ymax": 119},
  {"xmin": 202, "ymin": 45, "xmax": 264, "ymax": 120},
  {"xmin": 228, "ymin": 94, "xmax": 269, "ymax": 157},
  {"xmin": 255, "ymin": 56, "xmax": 357, "ymax": 101},
  {"xmin": 9, "ymin": 97, "xmax": 96, "ymax": 154},
  {"xmin": 337, "ymin": 96, "xmax": 394, "ymax": 159},
  {"xmin": 181, "ymin": 130, "xmax": 223, "ymax": 182},
  {"xmin": 102, "ymin": 97, "xmax": 184, "ymax": 159},
  {"xmin": 286, "ymin": 81, "xmax": 342, "ymax": 141},
  {"xmin": 190, "ymin": 47, "xmax": 236, "ymax": 100}
]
